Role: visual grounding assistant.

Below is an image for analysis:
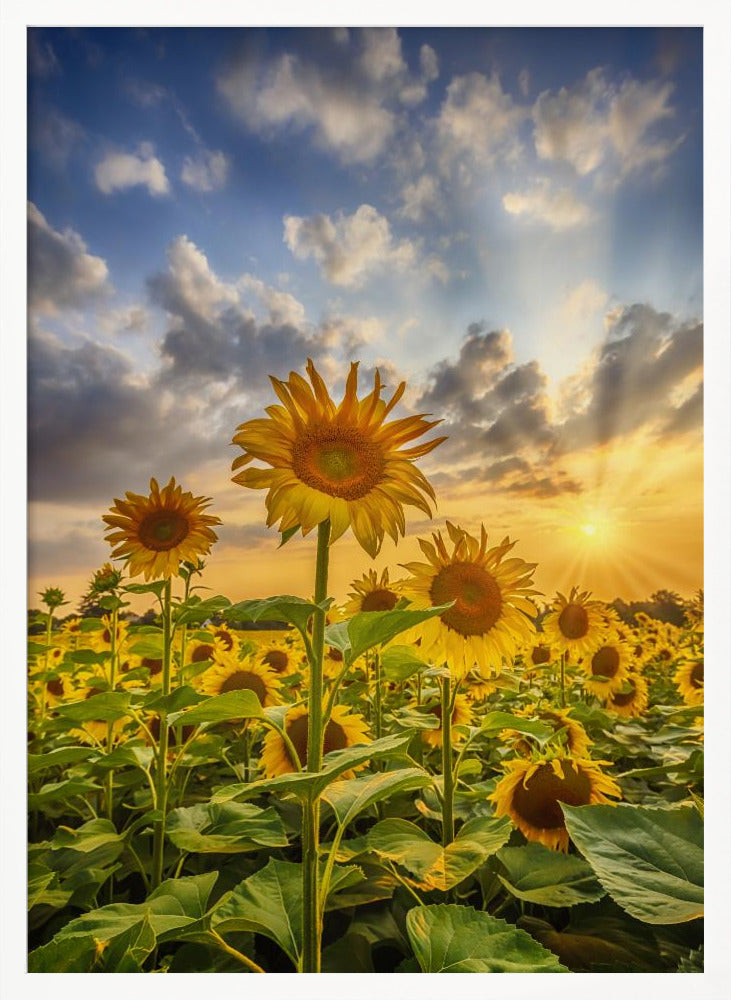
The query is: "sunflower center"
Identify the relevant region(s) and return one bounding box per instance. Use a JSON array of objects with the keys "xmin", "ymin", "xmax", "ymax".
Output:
[
  {"xmin": 360, "ymin": 588, "xmax": 399, "ymax": 612},
  {"xmin": 658, "ymin": 649, "xmax": 672, "ymax": 661},
  {"xmin": 291, "ymin": 426, "xmax": 385, "ymax": 500},
  {"xmin": 215, "ymin": 629, "xmax": 235, "ymax": 650},
  {"xmin": 612, "ymin": 679, "xmax": 637, "ymax": 706},
  {"xmin": 263, "ymin": 650, "xmax": 289, "ymax": 673},
  {"xmin": 219, "ymin": 670, "xmax": 267, "ymax": 702},
  {"xmin": 191, "ymin": 644, "xmax": 214, "ymax": 663},
  {"xmin": 138, "ymin": 509, "xmax": 190, "ymax": 552},
  {"xmin": 558, "ymin": 603, "xmax": 589, "ymax": 639},
  {"xmin": 690, "ymin": 662, "xmax": 704, "ymax": 688},
  {"xmin": 286, "ymin": 715, "xmax": 348, "ymax": 768},
  {"xmin": 328, "ymin": 646, "xmax": 344, "ymax": 662},
  {"xmin": 102, "ymin": 629, "xmax": 111, "ymax": 644},
  {"xmin": 430, "ymin": 562, "xmax": 502, "ymax": 637},
  {"xmin": 531, "ymin": 645, "xmax": 551, "ymax": 665},
  {"xmin": 142, "ymin": 657, "xmax": 163, "ymax": 676},
  {"xmin": 46, "ymin": 679, "xmax": 64, "ymax": 697},
  {"xmin": 512, "ymin": 761, "xmax": 593, "ymax": 830},
  {"xmin": 591, "ymin": 646, "xmax": 620, "ymax": 678}
]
